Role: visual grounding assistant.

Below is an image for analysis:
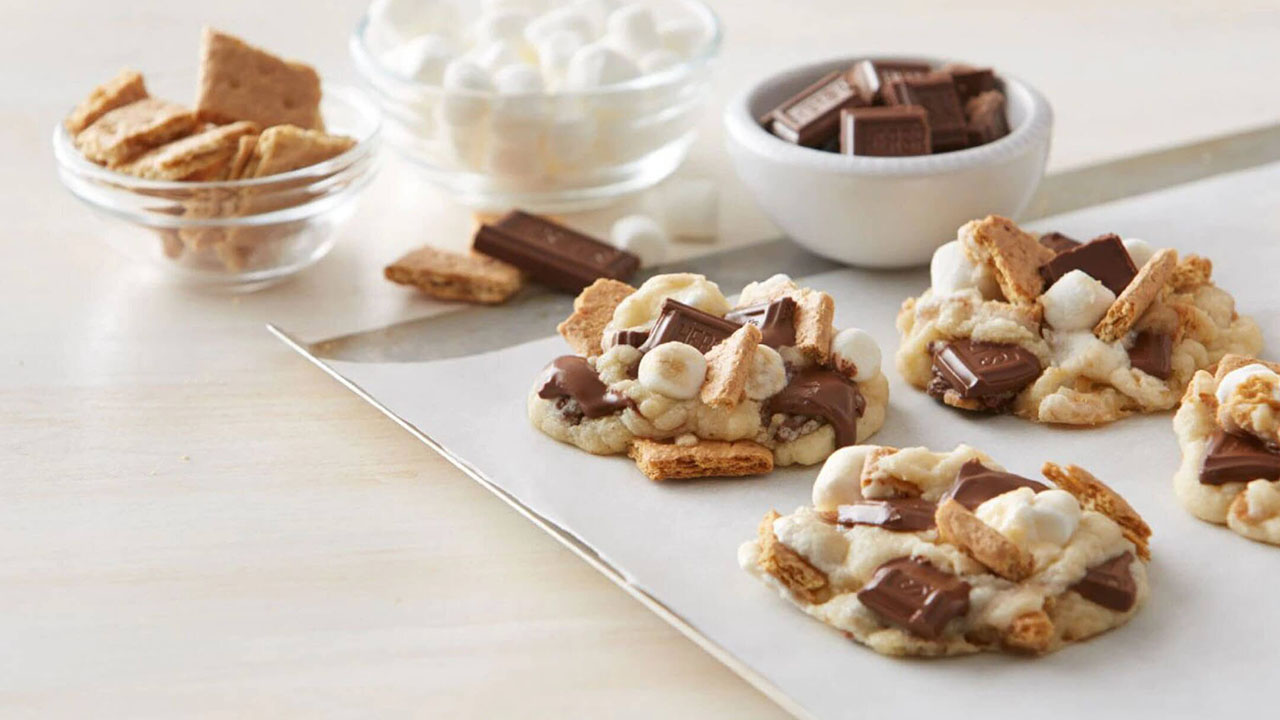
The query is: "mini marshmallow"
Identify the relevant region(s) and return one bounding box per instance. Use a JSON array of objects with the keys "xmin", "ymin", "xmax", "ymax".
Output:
[
  {"xmin": 524, "ymin": 7, "xmax": 594, "ymax": 47},
  {"xmin": 368, "ymin": 0, "xmax": 459, "ymax": 46},
  {"xmin": 545, "ymin": 110, "xmax": 597, "ymax": 167},
  {"xmin": 535, "ymin": 29, "xmax": 587, "ymax": 84},
  {"xmin": 975, "ymin": 487, "xmax": 1081, "ymax": 550},
  {"xmin": 745, "ymin": 345, "xmax": 787, "ymax": 401},
  {"xmin": 606, "ymin": 3, "xmax": 661, "ymax": 60},
  {"xmin": 638, "ymin": 48, "xmax": 681, "ymax": 74},
  {"xmin": 658, "ymin": 18, "xmax": 708, "ymax": 58},
  {"xmin": 472, "ymin": 40, "xmax": 526, "ymax": 75},
  {"xmin": 638, "ymin": 342, "xmax": 706, "ymax": 399},
  {"xmin": 610, "ymin": 214, "xmax": 668, "ymax": 267},
  {"xmin": 657, "ymin": 178, "xmax": 718, "ymax": 242},
  {"xmin": 491, "ymin": 63, "xmax": 547, "ymax": 132},
  {"xmin": 573, "ymin": 0, "xmax": 621, "ymax": 34},
  {"xmin": 830, "ymin": 328, "xmax": 881, "ymax": 382},
  {"xmin": 1216, "ymin": 364, "xmax": 1280, "ymax": 404},
  {"xmin": 473, "ymin": 9, "xmax": 532, "ymax": 46},
  {"xmin": 1122, "ymin": 238, "xmax": 1155, "ymax": 269},
  {"xmin": 929, "ymin": 240, "xmax": 999, "ymax": 297},
  {"xmin": 381, "ymin": 34, "xmax": 457, "ymax": 83},
  {"xmin": 486, "ymin": 140, "xmax": 543, "ymax": 177},
  {"xmin": 1040, "ymin": 269, "xmax": 1117, "ymax": 332},
  {"xmin": 440, "ymin": 59, "xmax": 493, "ymax": 124},
  {"xmin": 812, "ymin": 445, "xmax": 874, "ymax": 511},
  {"xmin": 564, "ymin": 43, "xmax": 638, "ymax": 89}
]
